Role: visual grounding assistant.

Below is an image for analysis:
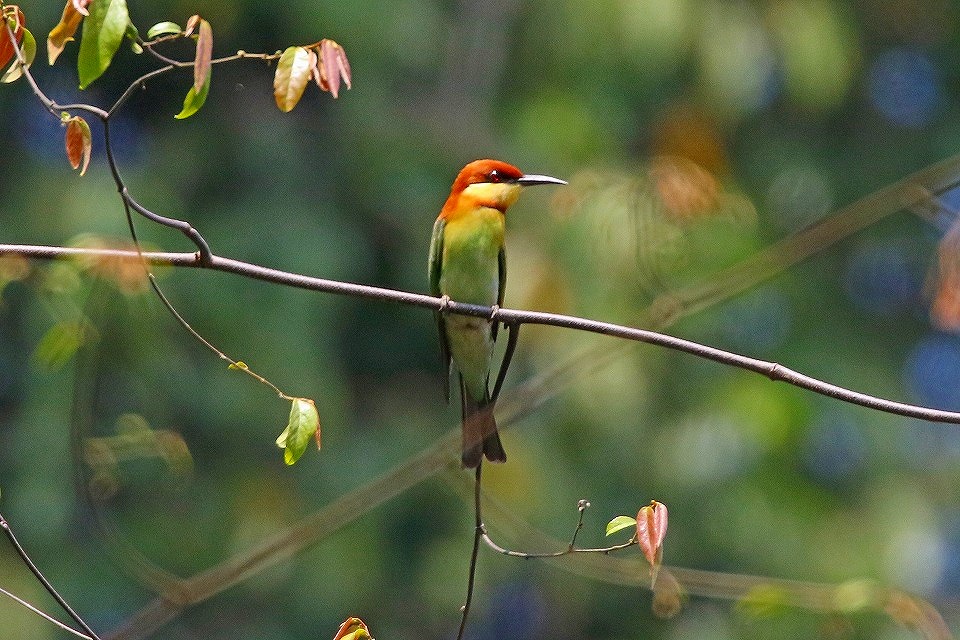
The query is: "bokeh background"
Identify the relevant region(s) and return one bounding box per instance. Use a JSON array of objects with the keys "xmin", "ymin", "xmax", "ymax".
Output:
[{"xmin": 3, "ymin": 0, "xmax": 960, "ymax": 638}]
